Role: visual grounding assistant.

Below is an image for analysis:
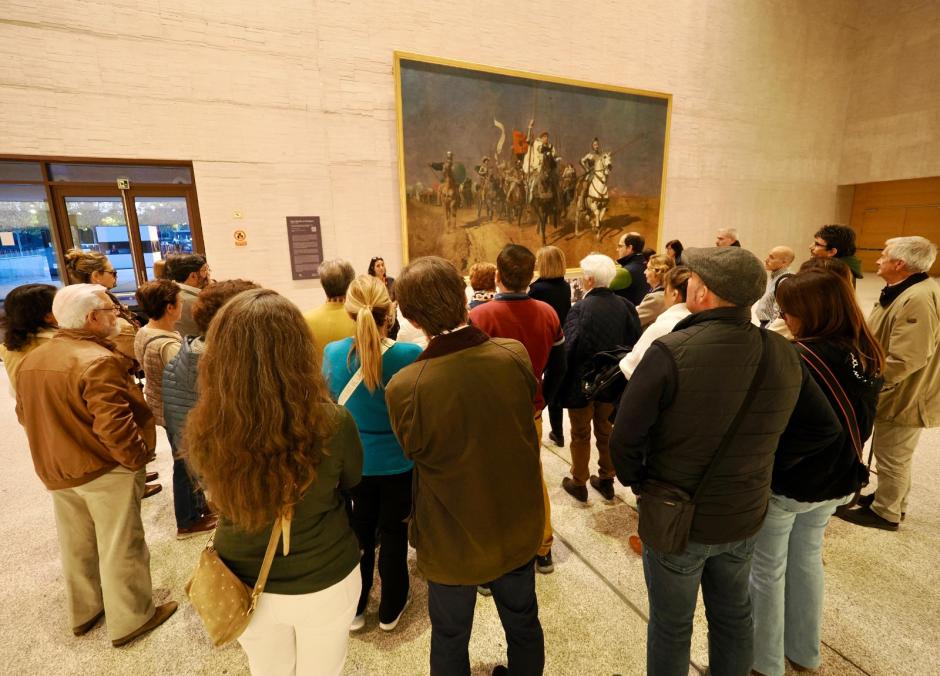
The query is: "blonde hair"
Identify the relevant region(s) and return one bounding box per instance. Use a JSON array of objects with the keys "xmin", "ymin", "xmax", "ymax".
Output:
[
  {"xmin": 185, "ymin": 288, "xmax": 336, "ymax": 532},
  {"xmin": 64, "ymin": 248, "xmax": 109, "ymax": 284},
  {"xmin": 646, "ymin": 254, "xmax": 675, "ymax": 287},
  {"xmin": 536, "ymin": 246, "xmax": 566, "ymax": 279},
  {"xmin": 344, "ymin": 275, "xmax": 393, "ymax": 392}
]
